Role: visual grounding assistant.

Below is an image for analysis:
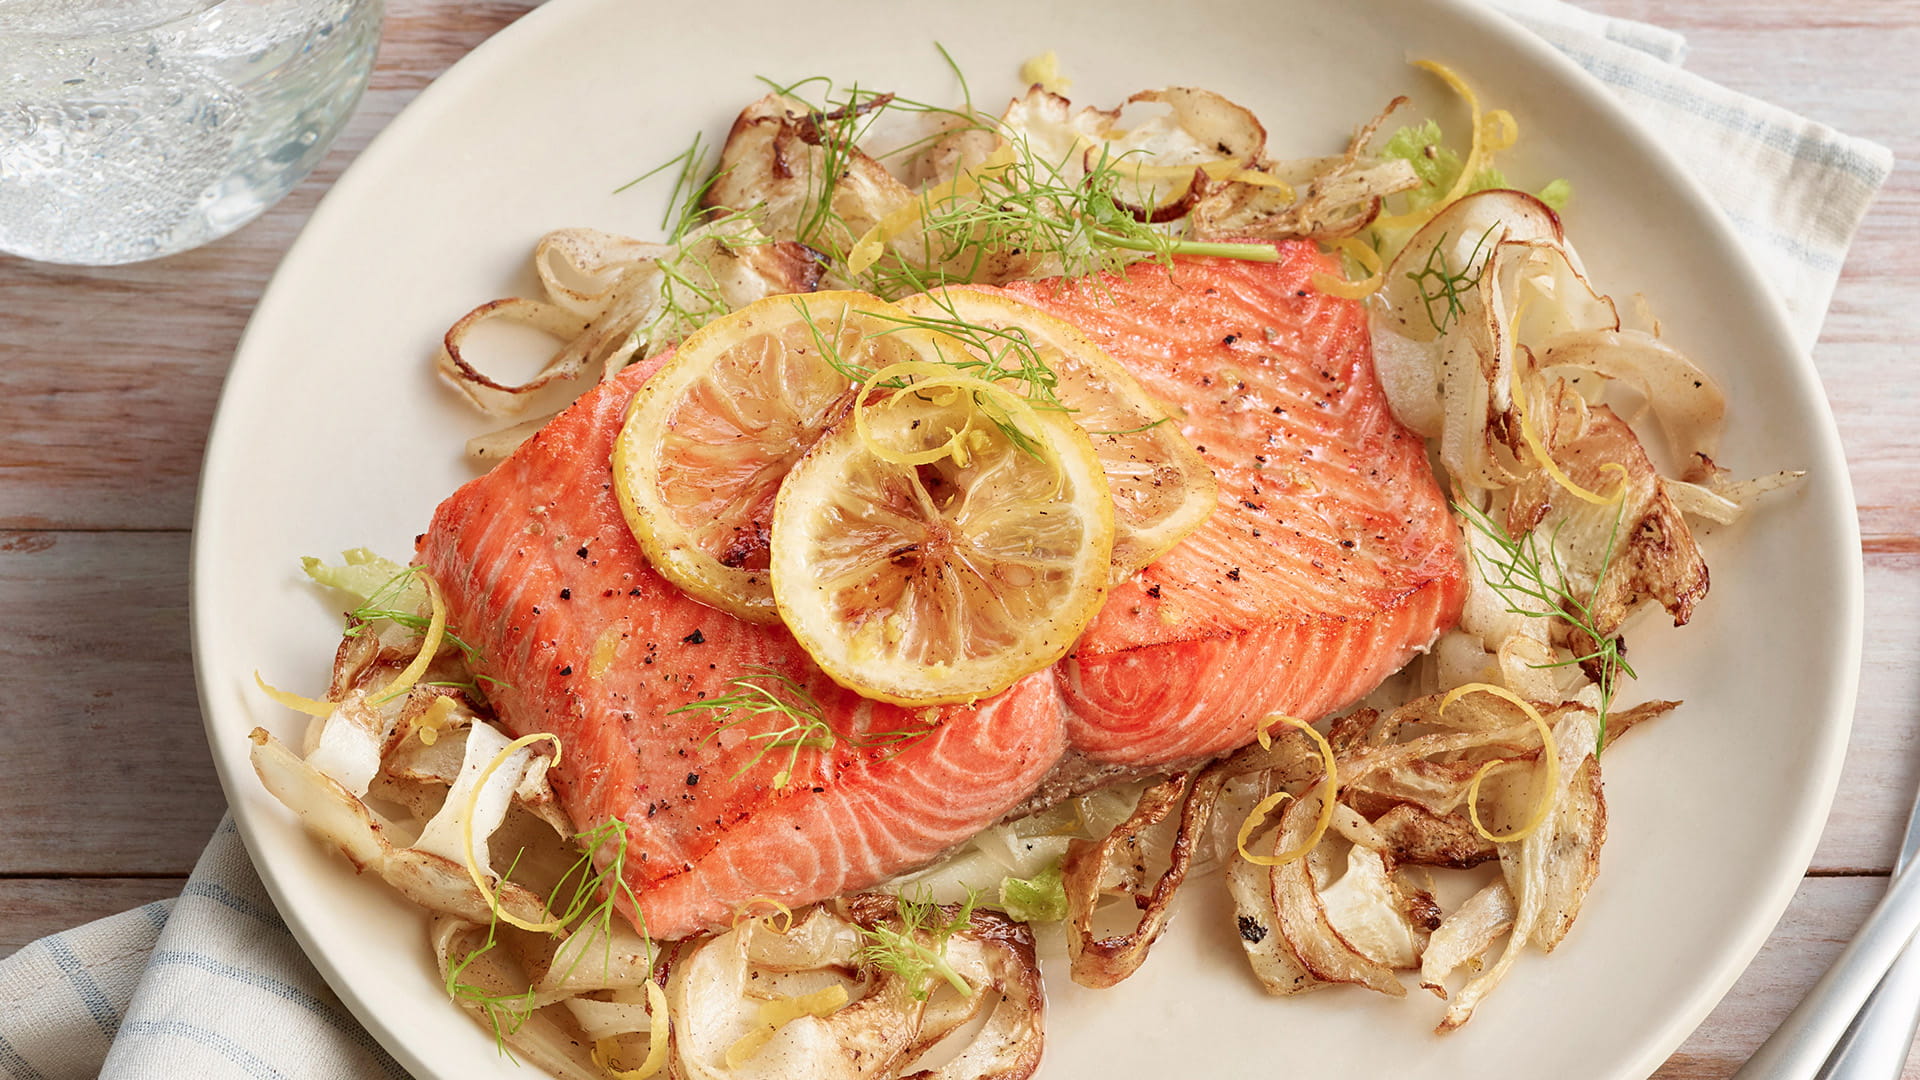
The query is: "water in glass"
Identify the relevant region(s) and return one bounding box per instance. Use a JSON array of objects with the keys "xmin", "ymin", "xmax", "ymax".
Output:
[{"xmin": 0, "ymin": 0, "xmax": 382, "ymax": 265}]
